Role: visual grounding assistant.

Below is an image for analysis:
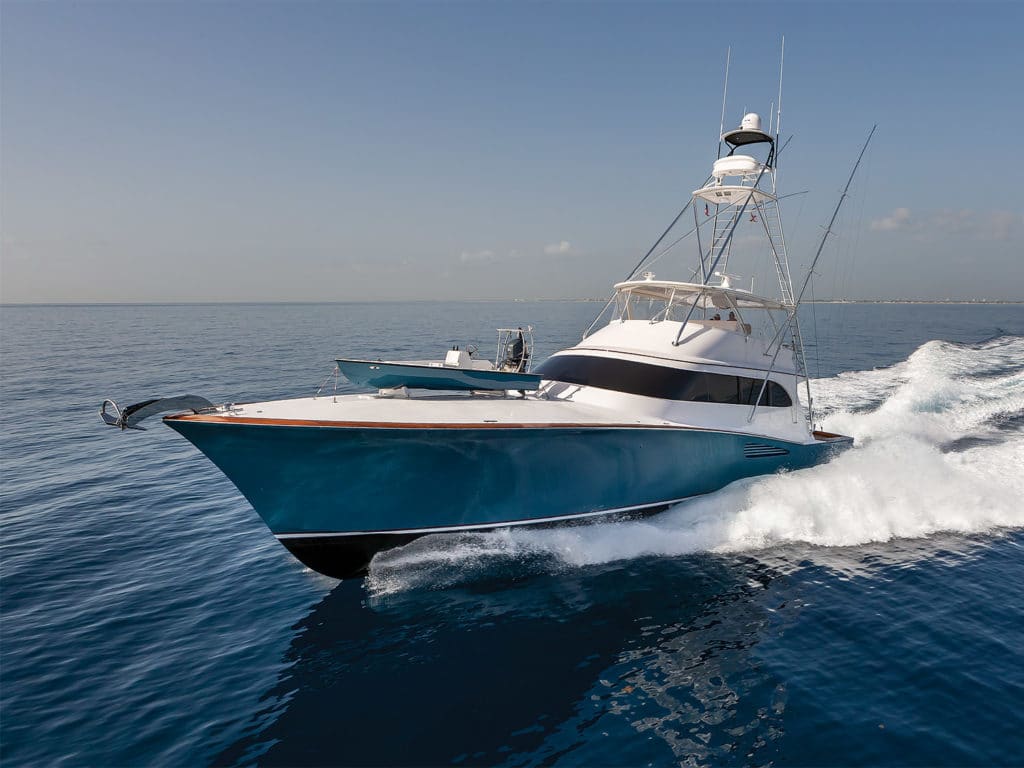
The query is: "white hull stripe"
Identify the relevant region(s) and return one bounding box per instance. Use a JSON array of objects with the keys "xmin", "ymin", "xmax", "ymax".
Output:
[{"xmin": 274, "ymin": 495, "xmax": 703, "ymax": 540}]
